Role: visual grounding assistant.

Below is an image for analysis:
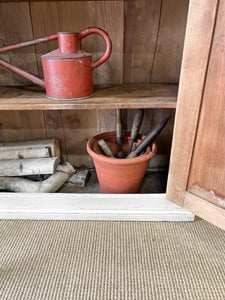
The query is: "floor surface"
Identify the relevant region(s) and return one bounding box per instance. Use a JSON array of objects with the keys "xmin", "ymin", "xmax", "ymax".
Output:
[{"xmin": 0, "ymin": 218, "xmax": 224, "ymax": 299}]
